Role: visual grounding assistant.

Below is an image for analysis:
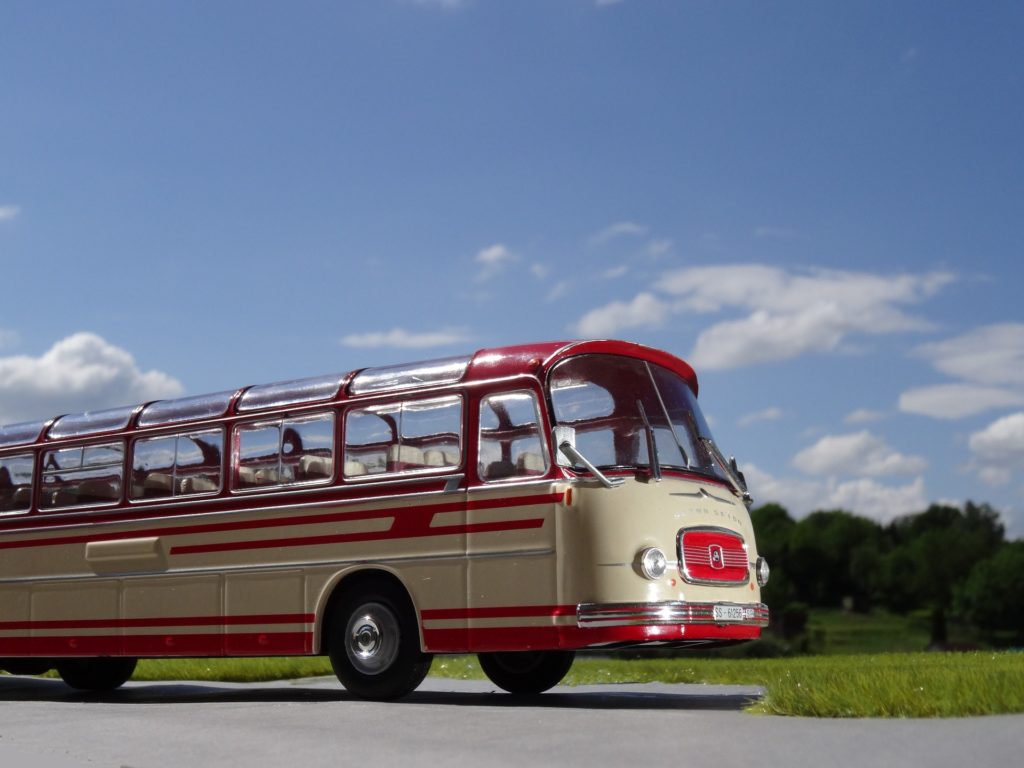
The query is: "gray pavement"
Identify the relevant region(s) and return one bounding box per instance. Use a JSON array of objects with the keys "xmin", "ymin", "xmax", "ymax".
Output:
[{"xmin": 0, "ymin": 674, "xmax": 1020, "ymax": 767}]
